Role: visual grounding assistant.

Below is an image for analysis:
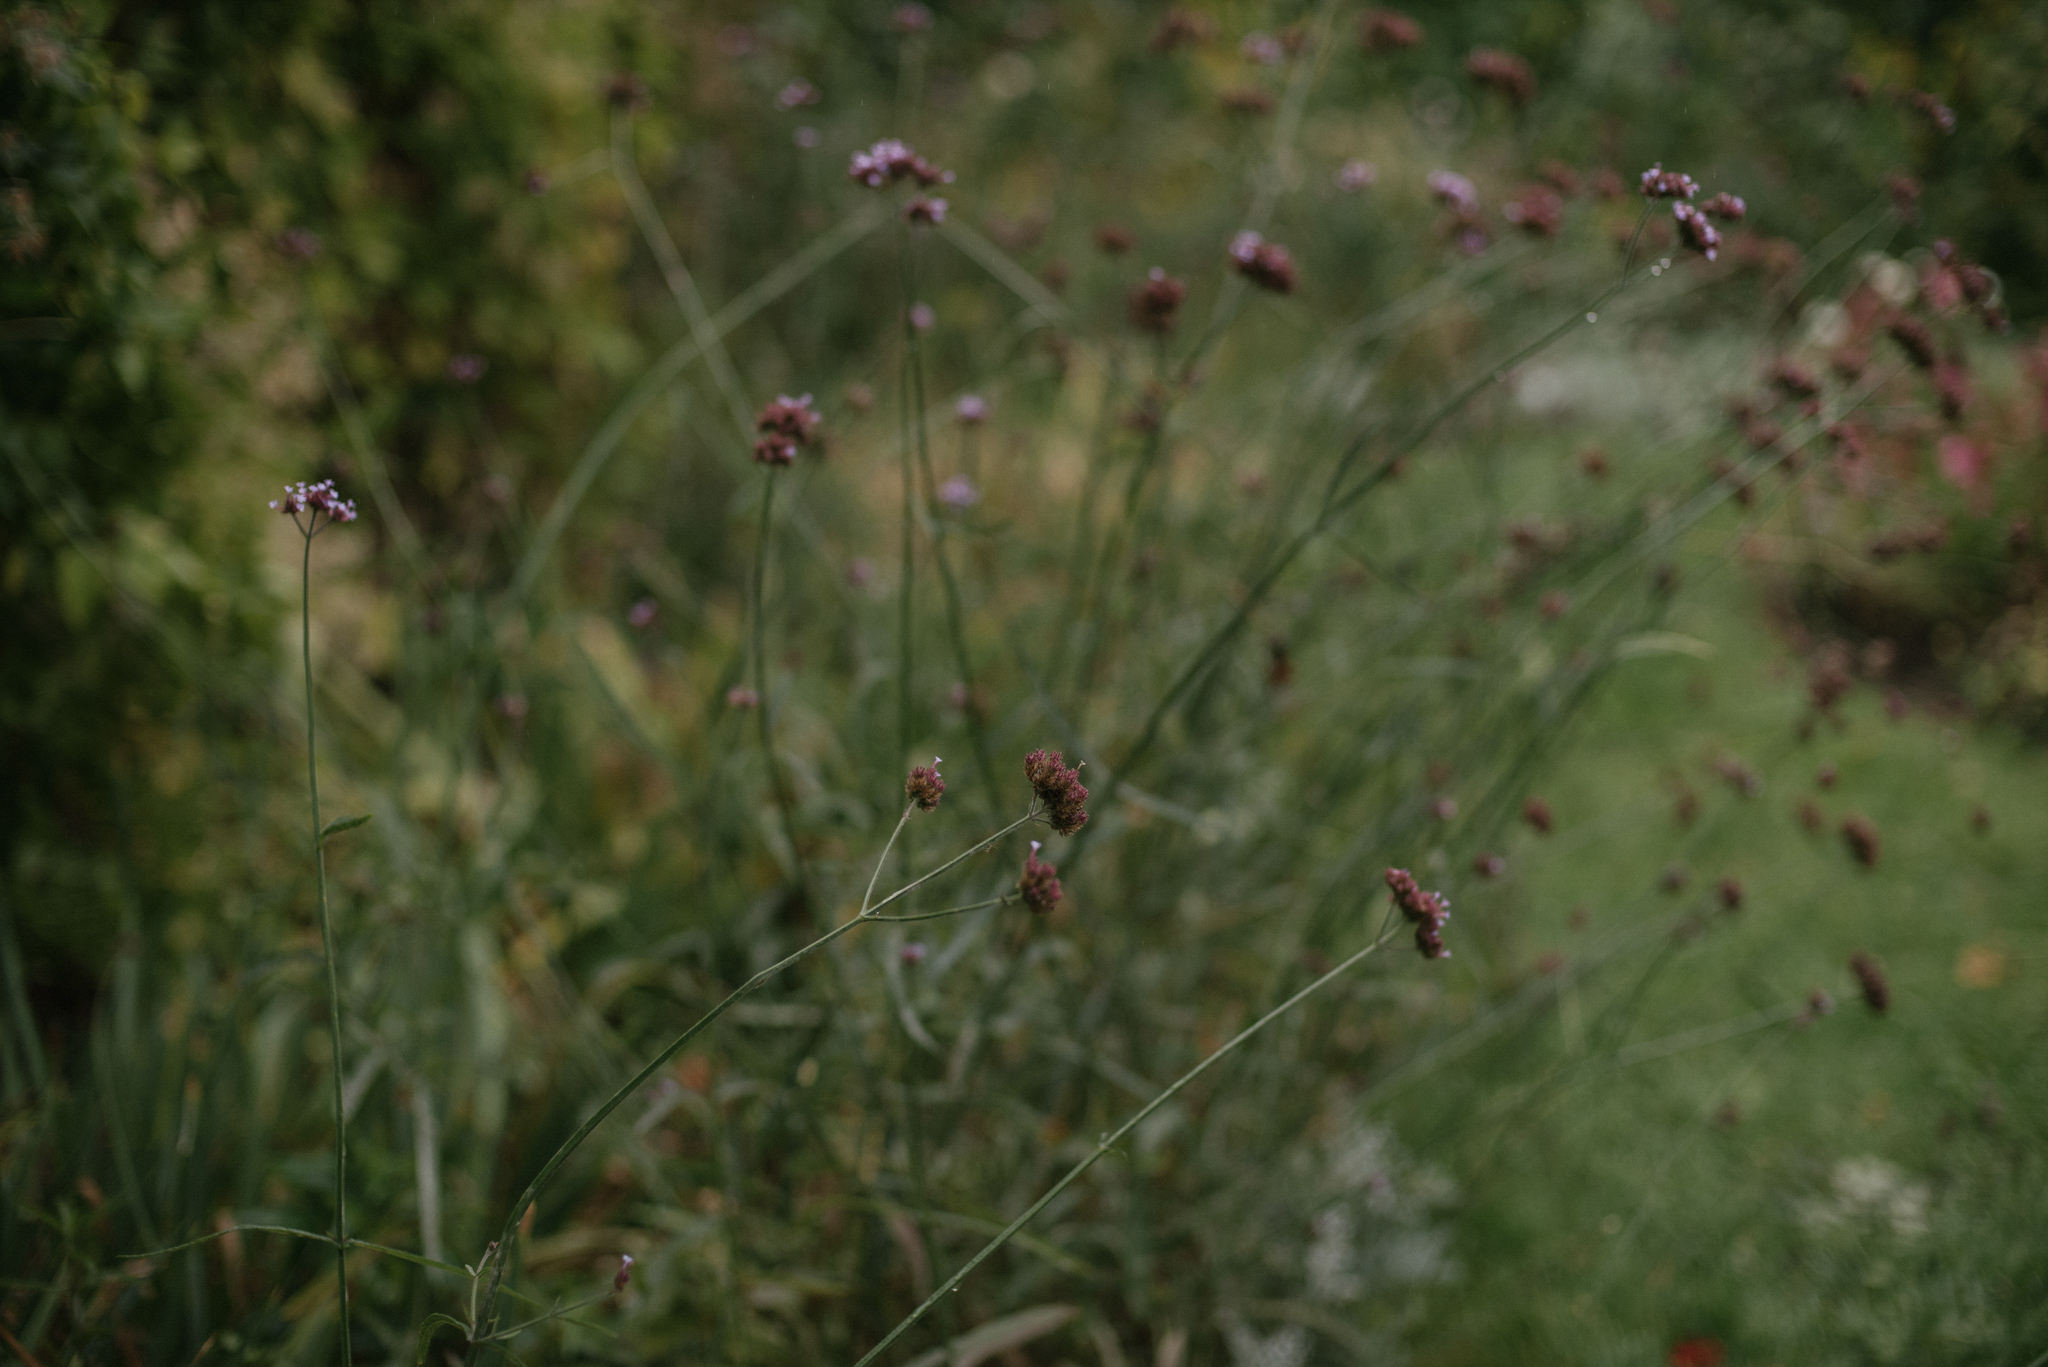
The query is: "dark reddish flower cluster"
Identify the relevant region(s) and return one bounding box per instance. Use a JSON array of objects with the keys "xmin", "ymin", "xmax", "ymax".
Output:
[
  {"xmin": 1701, "ymin": 192, "xmax": 1746, "ymax": 222},
  {"xmin": 1849, "ymin": 951, "xmax": 1890, "ymax": 1013},
  {"xmin": 1903, "ymin": 89, "xmax": 1955, "ymax": 134},
  {"xmin": 1228, "ymin": 231, "xmax": 1295, "ymax": 293},
  {"xmin": 753, "ymin": 393, "xmax": 822, "ymax": 465},
  {"xmin": 847, "ymin": 139, "xmax": 954, "ymax": 190},
  {"xmin": 1018, "ymin": 841, "xmax": 1063, "ymax": 913},
  {"xmin": 1359, "ymin": 9, "xmax": 1422, "ymax": 51},
  {"xmin": 1521, "ymin": 796, "xmax": 1553, "ymax": 834},
  {"xmin": 905, "ymin": 758, "xmax": 945, "ymax": 812},
  {"xmin": 1667, "ymin": 1338, "xmax": 1725, "ymax": 1367},
  {"xmin": 1024, "ymin": 748, "xmax": 1090, "ymax": 836},
  {"xmin": 904, "ymin": 195, "xmax": 948, "ymax": 225},
  {"xmin": 1502, "ymin": 185, "xmax": 1562, "ymax": 236},
  {"xmin": 270, "ymin": 479, "xmax": 359, "ymax": 526},
  {"xmin": 1886, "ymin": 314, "xmax": 1937, "ymax": 369},
  {"xmin": 1672, "ymin": 202, "xmax": 1722, "ymax": 261},
  {"xmin": 1384, "ymin": 868, "xmax": 1451, "ymax": 959},
  {"xmin": 613, "ymin": 1254, "xmax": 635, "ymax": 1294},
  {"xmin": 1094, "ymin": 223, "xmax": 1134, "ymax": 254},
  {"xmin": 1129, "ymin": 267, "xmax": 1188, "ymax": 333},
  {"xmin": 1841, "ymin": 814, "xmax": 1881, "ymax": 868},
  {"xmin": 1465, "ymin": 47, "xmax": 1535, "ymax": 106},
  {"xmin": 1150, "ymin": 8, "xmax": 1215, "ymax": 52},
  {"xmin": 1639, "ymin": 164, "xmax": 1699, "ymax": 200}
]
